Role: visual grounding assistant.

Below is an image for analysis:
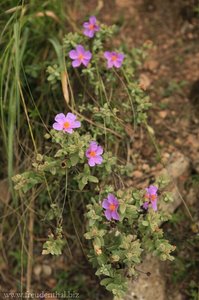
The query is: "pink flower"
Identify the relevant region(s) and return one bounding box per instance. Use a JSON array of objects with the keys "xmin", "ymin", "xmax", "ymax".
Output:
[
  {"xmin": 83, "ymin": 16, "xmax": 100, "ymax": 38},
  {"xmin": 53, "ymin": 113, "xmax": 81, "ymax": 134},
  {"xmin": 143, "ymin": 185, "xmax": 158, "ymax": 212},
  {"xmin": 69, "ymin": 45, "xmax": 92, "ymax": 68},
  {"xmin": 86, "ymin": 141, "xmax": 103, "ymax": 167},
  {"xmin": 104, "ymin": 51, "xmax": 124, "ymax": 69},
  {"xmin": 102, "ymin": 194, "xmax": 120, "ymax": 221}
]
